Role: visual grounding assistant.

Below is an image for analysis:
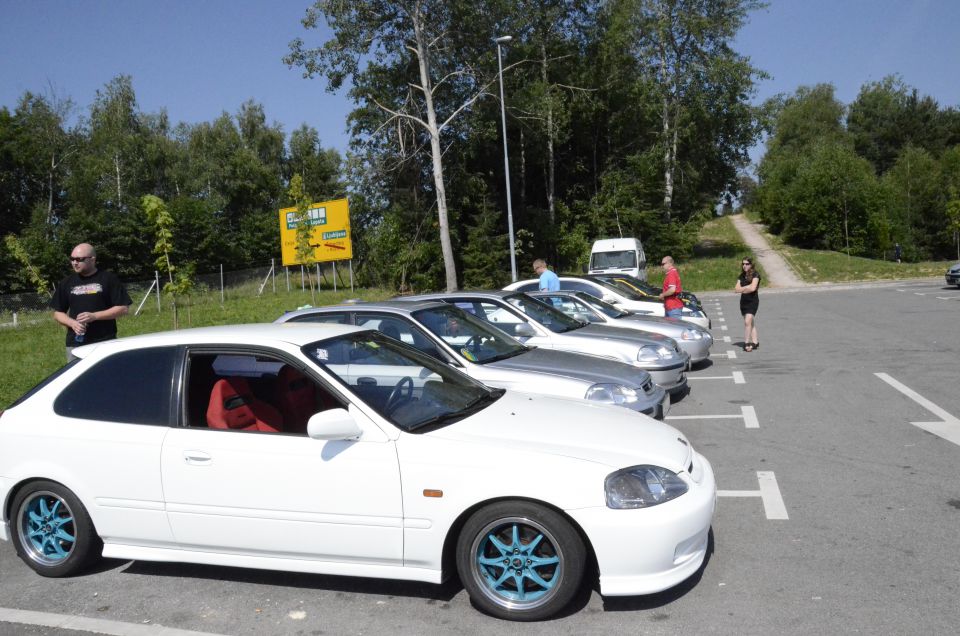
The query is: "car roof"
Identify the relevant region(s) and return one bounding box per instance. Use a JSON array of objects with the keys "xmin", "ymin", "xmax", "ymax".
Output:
[
  {"xmin": 277, "ymin": 299, "xmax": 449, "ymax": 321},
  {"xmin": 401, "ymin": 289, "xmax": 517, "ymax": 301},
  {"xmin": 74, "ymin": 323, "xmax": 369, "ymax": 355}
]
